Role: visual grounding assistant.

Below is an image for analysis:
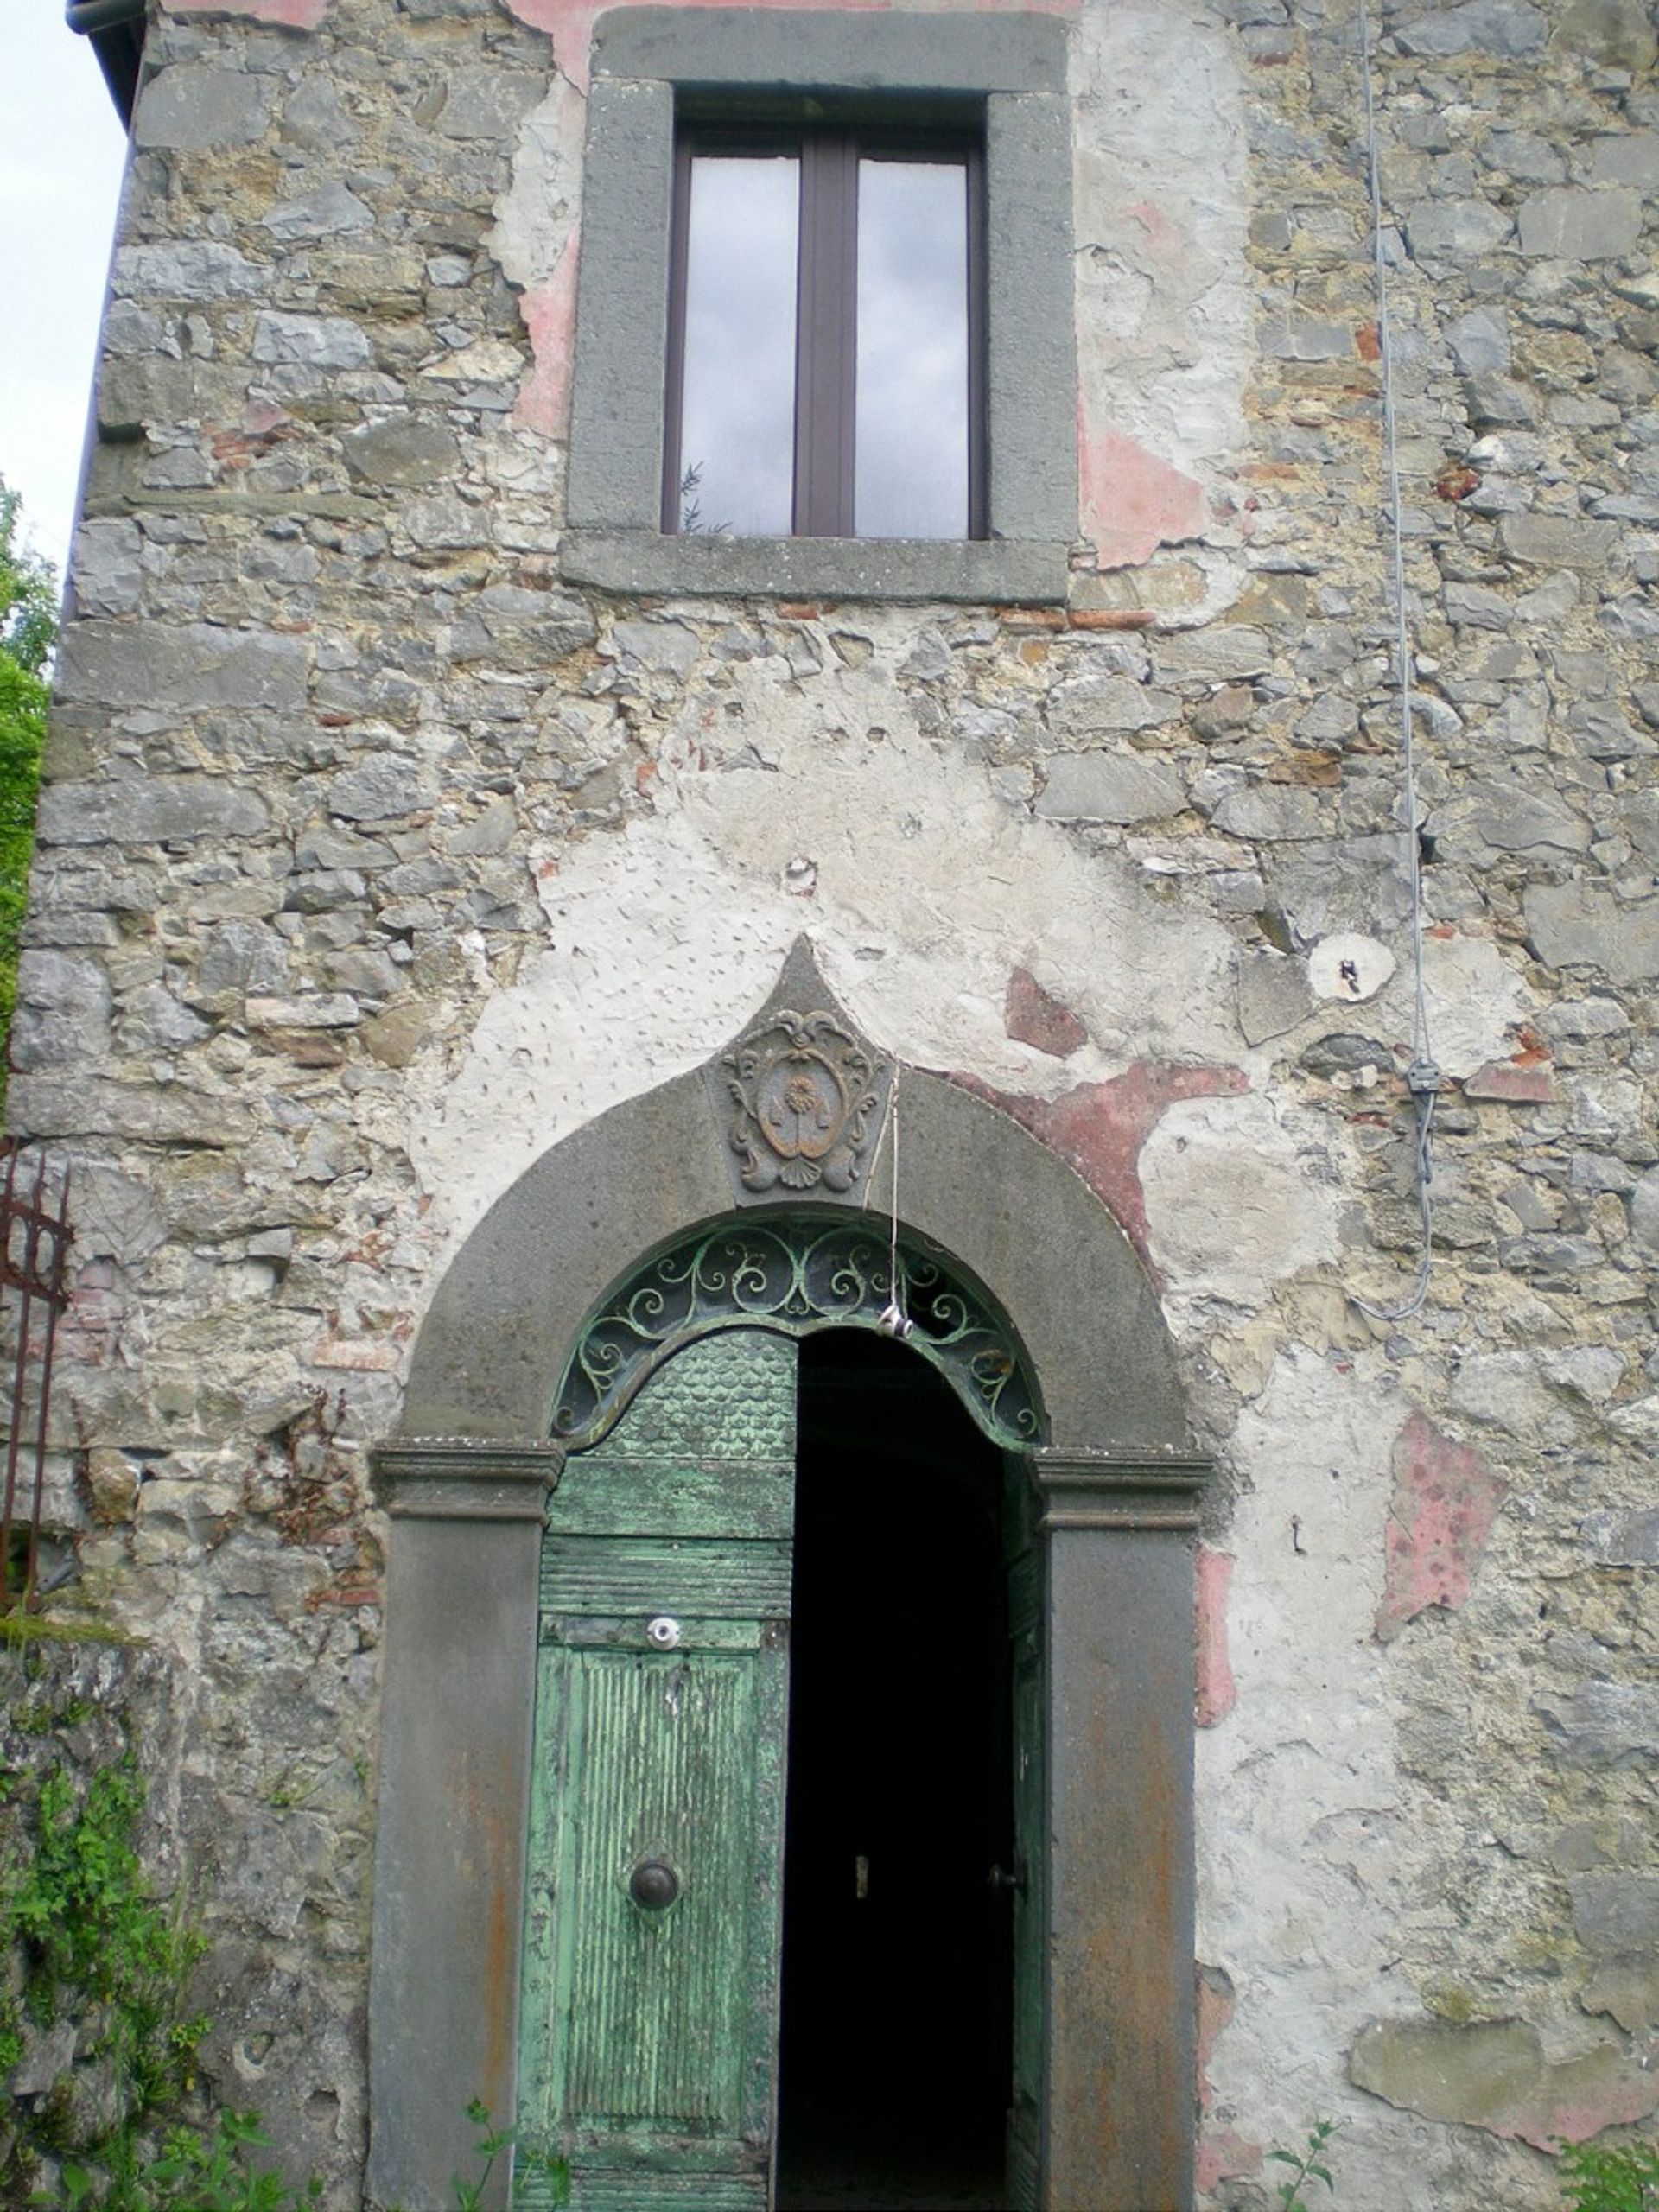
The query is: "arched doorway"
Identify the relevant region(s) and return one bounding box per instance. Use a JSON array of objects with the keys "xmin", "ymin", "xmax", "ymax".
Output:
[
  {"xmin": 513, "ymin": 1223, "xmax": 1042, "ymax": 2209},
  {"xmin": 779, "ymin": 1328, "xmax": 1022, "ymax": 2211},
  {"xmin": 366, "ymin": 944, "xmax": 1206, "ymax": 2212}
]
